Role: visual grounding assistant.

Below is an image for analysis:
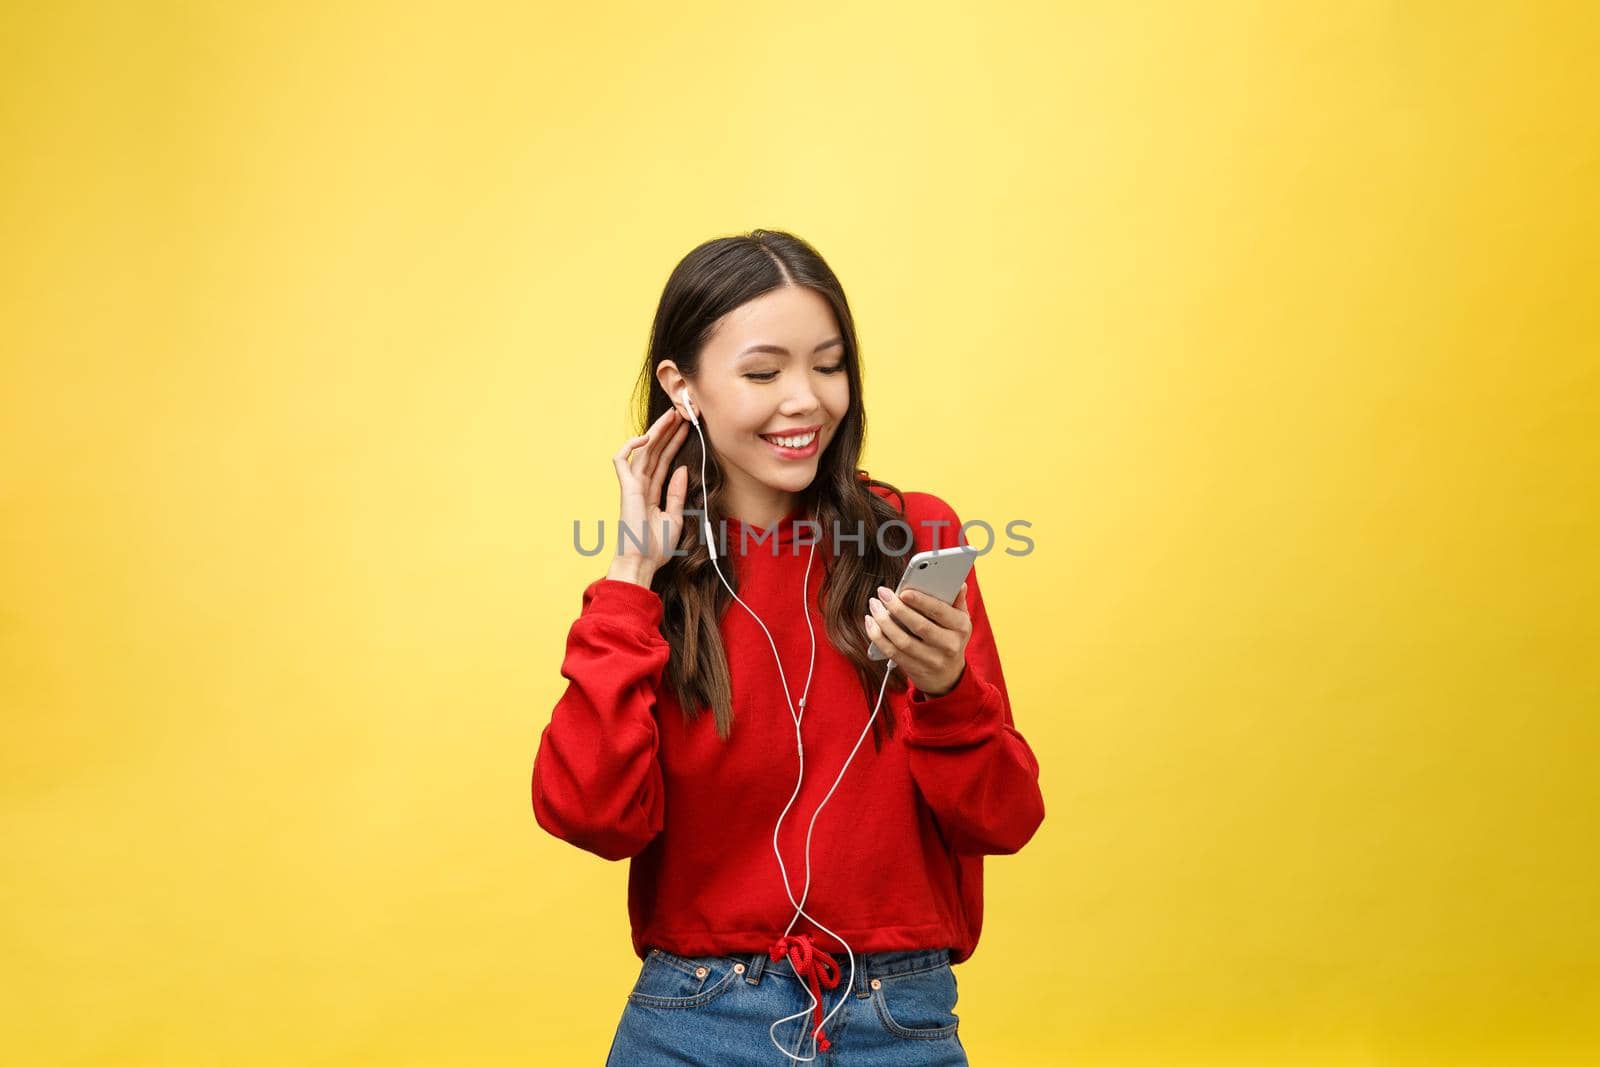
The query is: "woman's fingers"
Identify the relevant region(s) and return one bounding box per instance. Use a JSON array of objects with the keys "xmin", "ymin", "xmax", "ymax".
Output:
[
  {"xmin": 866, "ymin": 622, "xmax": 899, "ymax": 660},
  {"xmin": 866, "ymin": 597, "xmax": 925, "ymax": 662},
  {"xmin": 881, "ymin": 587, "xmax": 964, "ymax": 654},
  {"xmin": 617, "ymin": 410, "xmax": 679, "ymax": 484},
  {"xmin": 664, "ymin": 464, "xmax": 688, "ymax": 526},
  {"xmin": 876, "ymin": 587, "xmax": 940, "ymax": 645},
  {"xmin": 647, "ymin": 421, "xmax": 689, "ymax": 506},
  {"xmin": 635, "ymin": 409, "xmax": 682, "ymax": 479},
  {"xmin": 614, "ymin": 433, "xmax": 648, "ymax": 463},
  {"xmin": 628, "ymin": 427, "xmax": 656, "ymax": 479},
  {"xmin": 898, "ymin": 586, "xmax": 972, "ymax": 639},
  {"xmin": 613, "ymin": 433, "xmax": 650, "ymax": 486},
  {"xmin": 663, "ymin": 417, "xmax": 690, "ymax": 469},
  {"xmin": 866, "ymin": 610, "xmax": 930, "ymax": 669}
]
